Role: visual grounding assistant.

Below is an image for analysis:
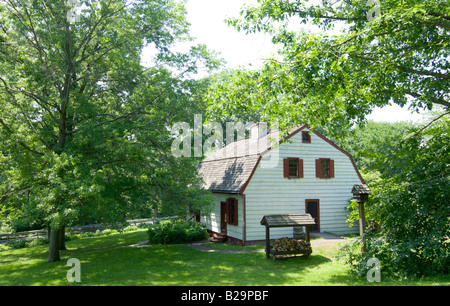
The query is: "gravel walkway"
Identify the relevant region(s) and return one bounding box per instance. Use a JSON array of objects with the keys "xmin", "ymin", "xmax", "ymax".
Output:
[
  {"xmin": 60, "ymin": 232, "xmax": 347, "ymax": 256},
  {"xmin": 186, "ymin": 232, "xmax": 347, "ymax": 253}
]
